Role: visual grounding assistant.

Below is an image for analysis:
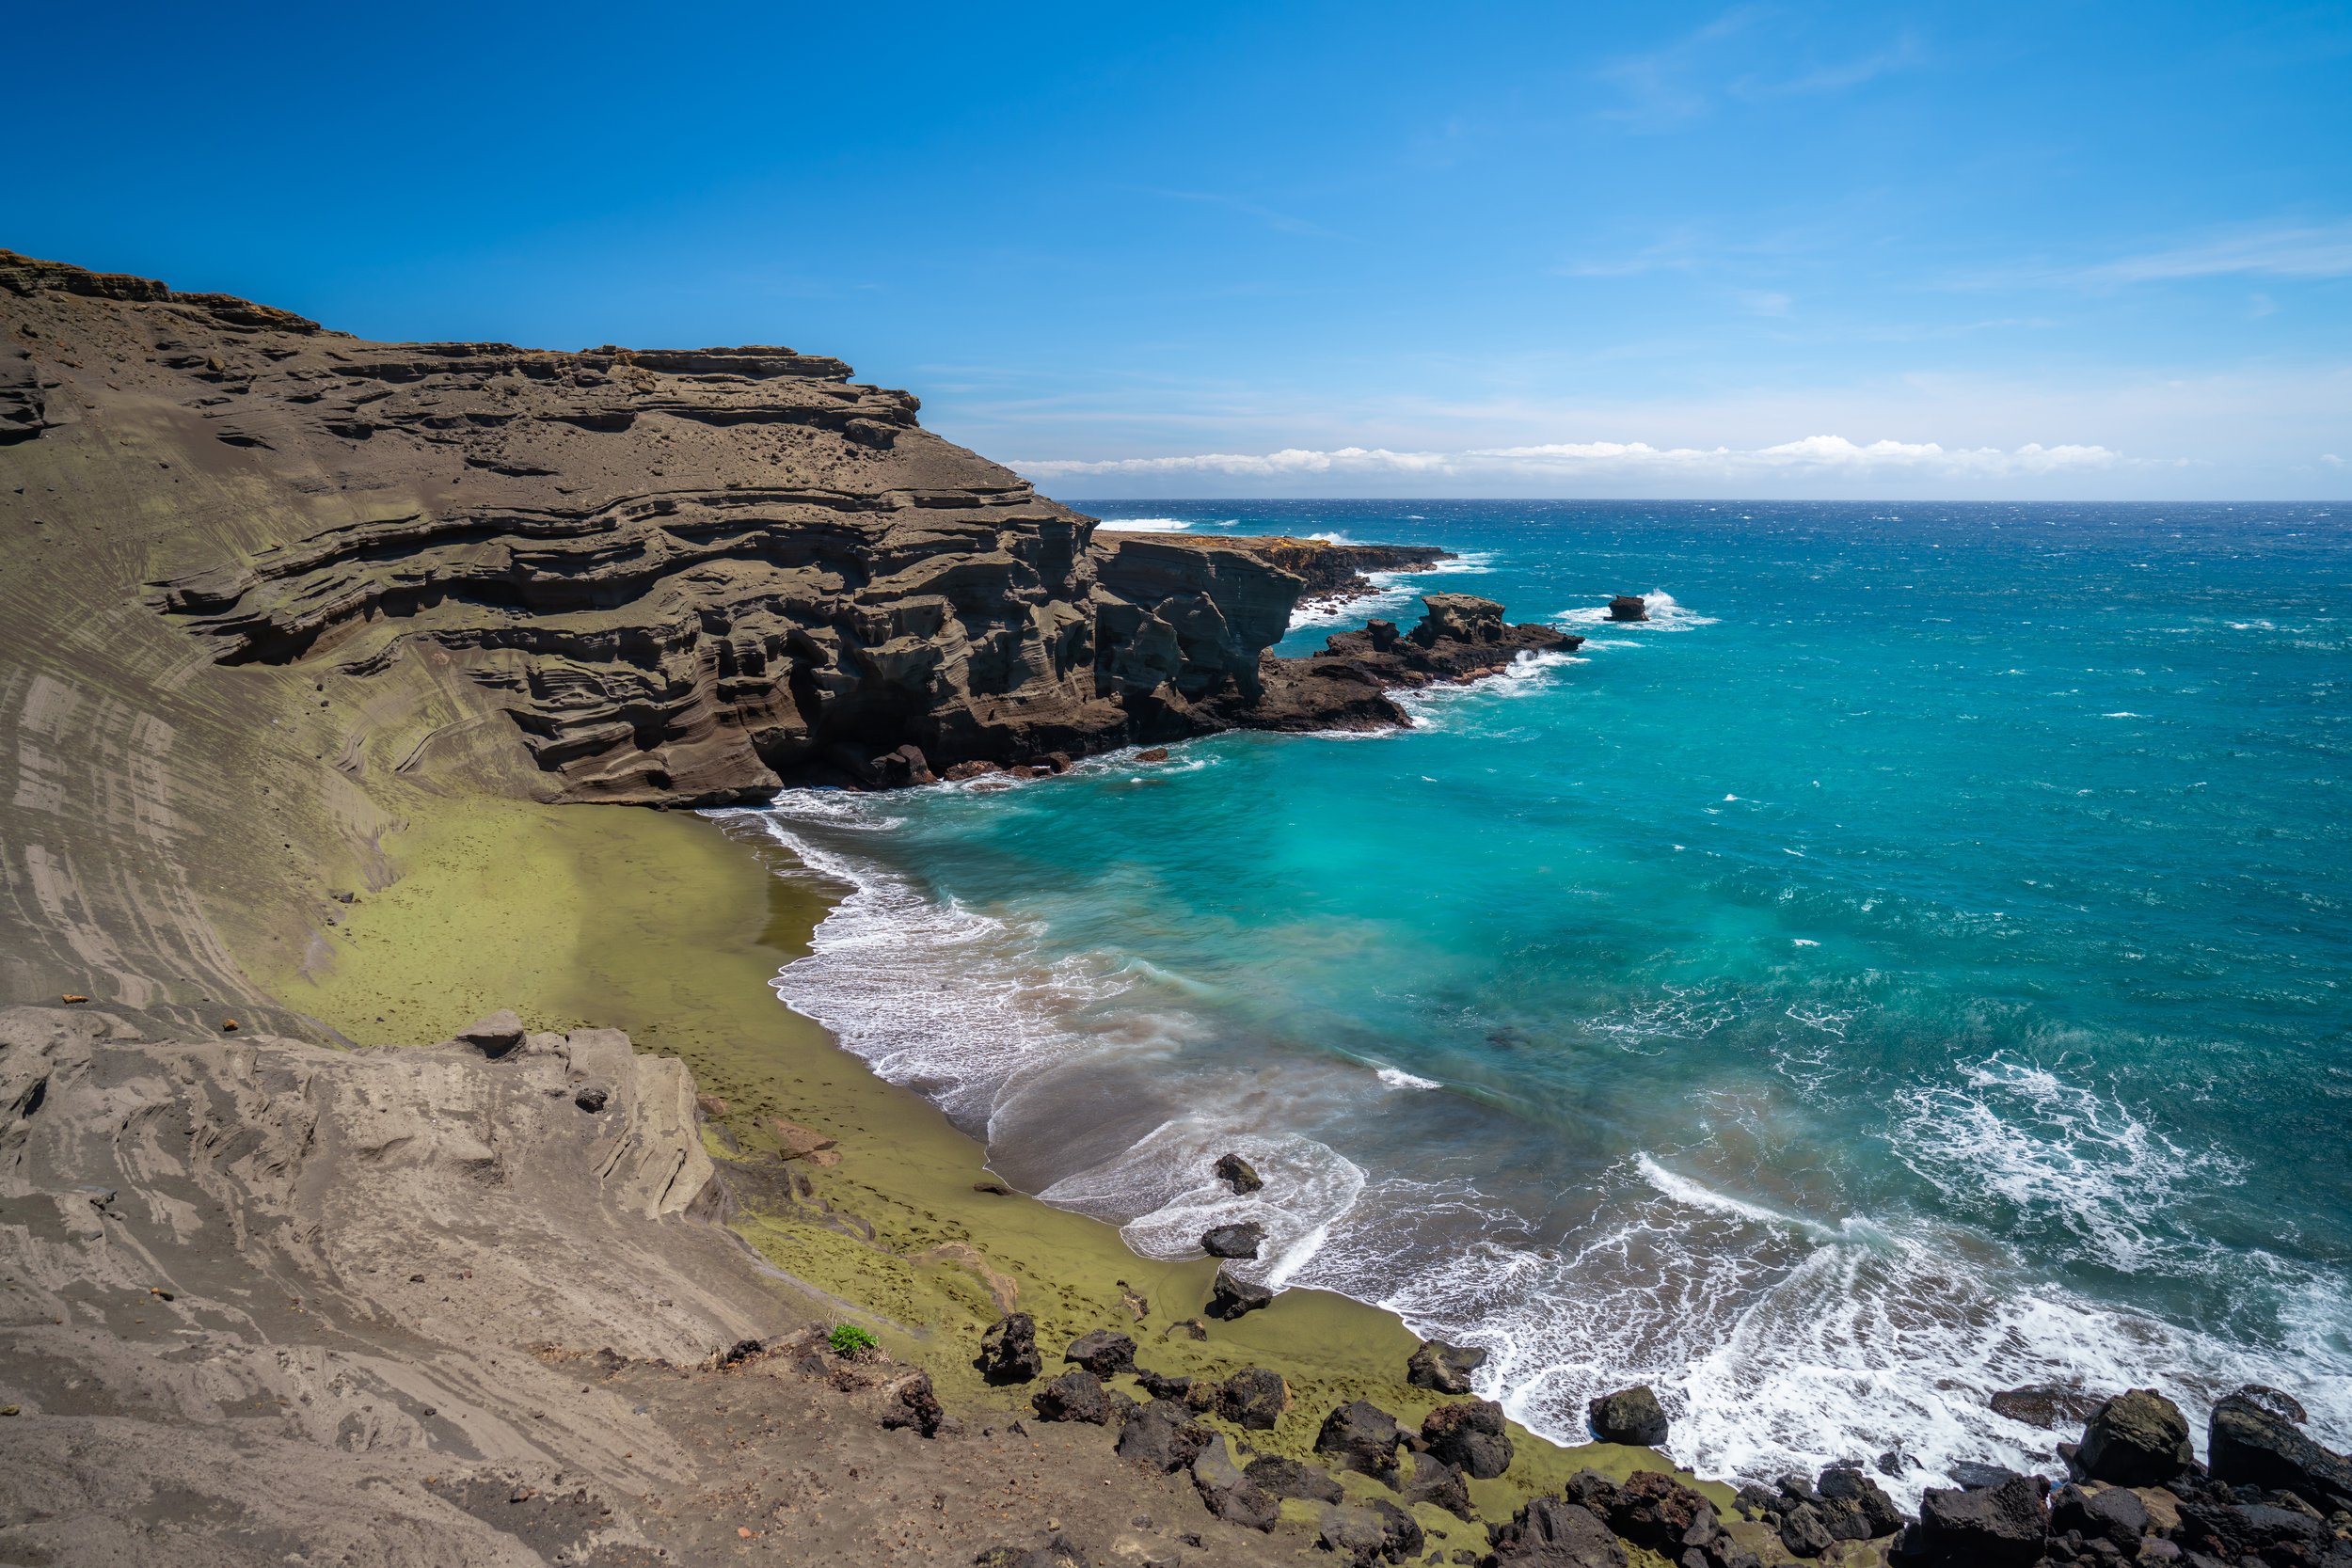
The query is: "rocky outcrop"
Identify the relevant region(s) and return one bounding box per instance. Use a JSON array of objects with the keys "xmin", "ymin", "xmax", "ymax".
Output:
[
  {"xmin": 1609, "ymin": 594, "xmax": 1647, "ymax": 622},
  {"xmin": 5, "ymin": 250, "xmax": 1572, "ymax": 824},
  {"xmin": 1126, "ymin": 532, "xmax": 1451, "ymax": 603}
]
